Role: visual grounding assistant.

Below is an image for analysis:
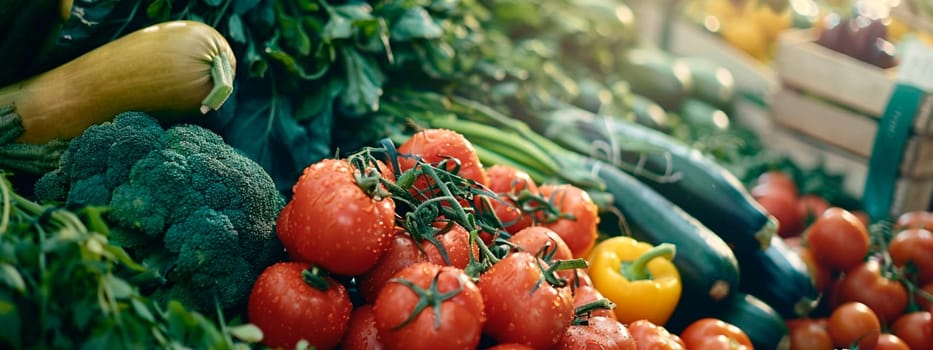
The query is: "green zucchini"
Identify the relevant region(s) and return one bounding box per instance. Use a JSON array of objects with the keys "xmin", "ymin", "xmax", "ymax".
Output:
[
  {"xmin": 0, "ymin": 20, "xmax": 236, "ymax": 144},
  {"xmin": 538, "ymin": 106, "xmax": 777, "ymax": 251},
  {"xmin": 630, "ymin": 94, "xmax": 670, "ymax": 132},
  {"xmin": 617, "ymin": 48, "xmax": 693, "ymax": 110},
  {"xmin": 737, "ymin": 236, "xmax": 820, "ymax": 319},
  {"xmin": 678, "ymin": 98, "xmax": 730, "ymax": 132},
  {"xmin": 587, "ymin": 157, "xmax": 739, "ymax": 328},
  {"xmin": 714, "ymin": 293, "xmax": 791, "ymax": 350}
]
